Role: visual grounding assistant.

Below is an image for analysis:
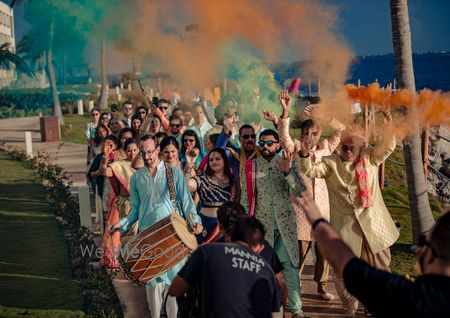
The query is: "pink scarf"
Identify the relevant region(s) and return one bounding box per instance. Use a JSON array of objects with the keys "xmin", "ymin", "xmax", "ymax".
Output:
[{"xmin": 355, "ymin": 154, "xmax": 372, "ymax": 208}]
